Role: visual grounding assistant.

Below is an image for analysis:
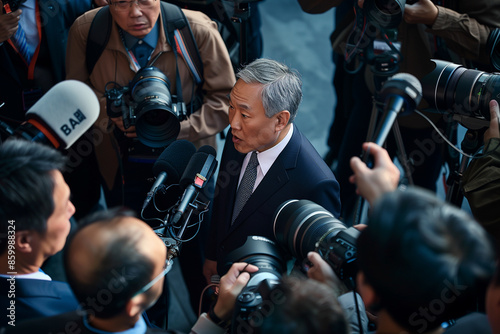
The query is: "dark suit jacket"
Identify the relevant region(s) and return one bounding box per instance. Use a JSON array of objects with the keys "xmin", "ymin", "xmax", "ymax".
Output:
[
  {"xmin": 0, "ymin": 277, "xmax": 79, "ymax": 328},
  {"xmin": 0, "ymin": 0, "xmax": 93, "ymax": 126},
  {"xmin": 206, "ymin": 126, "xmax": 341, "ymax": 274}
]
